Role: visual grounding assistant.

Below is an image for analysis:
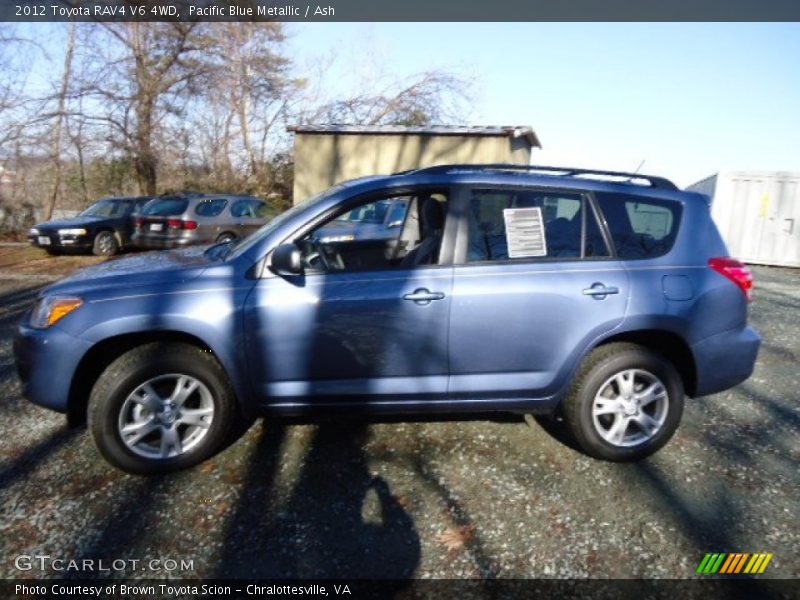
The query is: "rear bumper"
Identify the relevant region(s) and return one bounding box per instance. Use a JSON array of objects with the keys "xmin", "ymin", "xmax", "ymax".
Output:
[
  {"xmin": 14, "ymin": 322, "xmax": 92, "ymax": 413},
  {"xmin": 132, "ymin": 233, "xmax": 197, "ymax": 249},
  {"xmin": 692, "ymin": 326, "xmax": 761, "ymax": 396}
]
